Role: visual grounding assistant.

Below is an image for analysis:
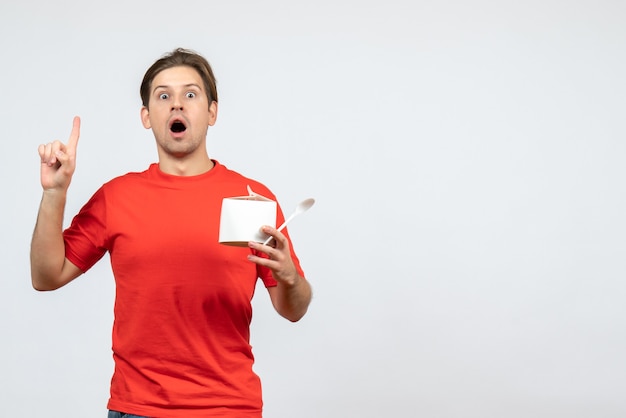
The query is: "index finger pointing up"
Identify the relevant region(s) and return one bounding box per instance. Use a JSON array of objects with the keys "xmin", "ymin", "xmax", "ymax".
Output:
[{"xmin": 67, "ymin": 116, "xmax": 81, "ymax": 154}]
